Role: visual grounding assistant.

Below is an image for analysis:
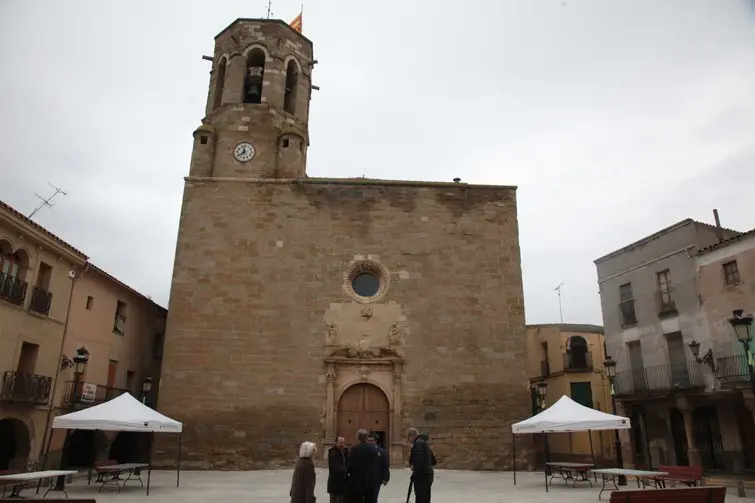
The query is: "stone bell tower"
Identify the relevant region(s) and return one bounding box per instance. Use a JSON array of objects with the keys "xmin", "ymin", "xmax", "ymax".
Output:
[{"xmin": 188, "ymin": 19, "xmax": 314, "ymax": 179}]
